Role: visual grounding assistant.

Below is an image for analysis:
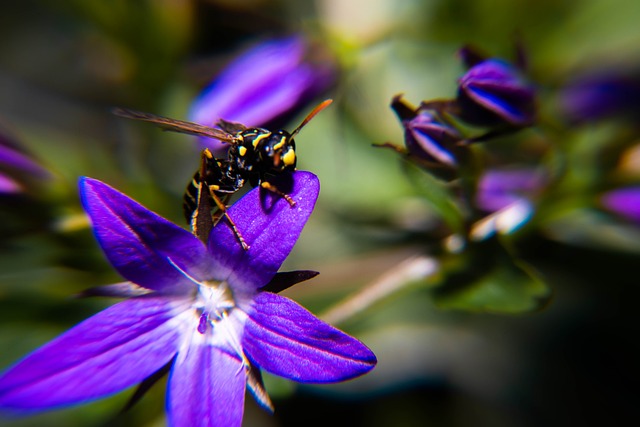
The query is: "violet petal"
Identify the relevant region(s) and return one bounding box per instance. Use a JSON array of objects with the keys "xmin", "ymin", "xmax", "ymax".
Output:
[
  {"xmin": 80, "ymin": 177, "xmax": 213, "ymax": 294},
  {"xmin": 0, "ymin": 297, "xmax": 191, "ymax": 411},
  {"xmin": 458, "ymin": 59, "xmax": 535, "ymax": 126},
  {"xmin": 0, "ymin": 138, "xmax": 48, "ymax": 178},
  {"xmin": 190, "ymin": 37, "xmax": 335, "ymax": 153},
  {"xmin": 601, "ymin": 187, "xmax": 640, "ymax": 222},
  {"xmin": 243, "ymin": 292, "xmax": 376, "ymax": 383},
  {"xmin": 167, "ymin": 341, "xmax": 245, "ymax": 427},
  {"xmin": 208, "ymin": 171, "xmax": 319, "ymax": 292},
  {"xmin": 405, "ymin": 113, "xmax": 461, "ymax": 166},
  {"xmin": 476, "ymin": 168, "xmax": 545, "ymax": 212},
  {"xmin": 0, "ymin": 172, "xmax": 21, "ymax": 194},
  {"xmin": 560, "ymin": 72, "xmax": 640, "ymax": 122}
]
